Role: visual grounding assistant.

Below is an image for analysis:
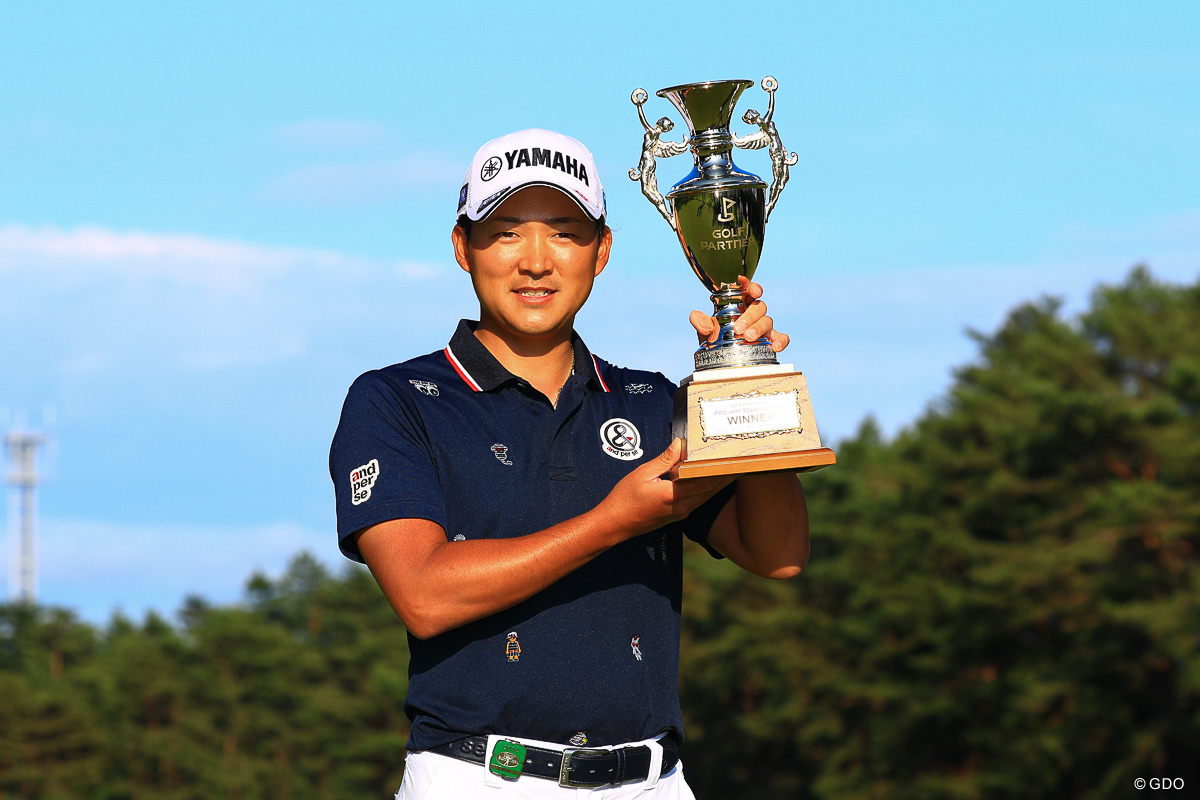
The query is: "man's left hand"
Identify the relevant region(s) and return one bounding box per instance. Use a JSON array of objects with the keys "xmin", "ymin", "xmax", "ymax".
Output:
[{"xmin": 688, "ymin": 275, "xmax": 791, "ymax": 353}]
